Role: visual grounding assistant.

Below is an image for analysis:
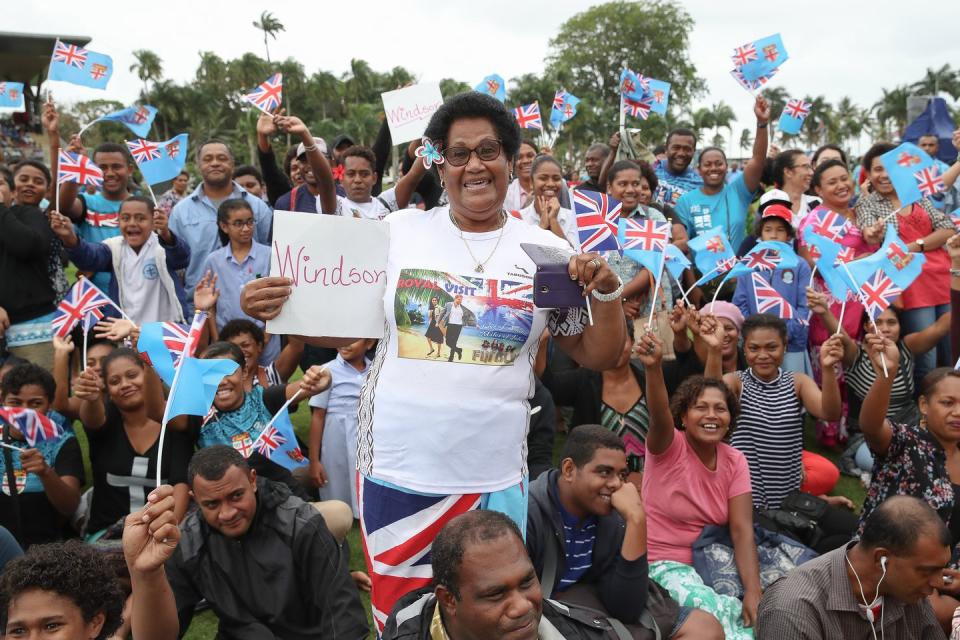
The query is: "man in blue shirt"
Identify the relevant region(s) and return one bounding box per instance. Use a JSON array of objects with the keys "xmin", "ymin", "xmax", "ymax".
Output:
[
  {"xmin": 918, "ymin": 133, "xmax": 953, "ymax": 211},
  {"xmin": 675, "ymin": 95, "xmax": 770, "ymax": 252},
  {"xmin": 58, "ymin": 140, "xmax": 133, "ymax": 293},
  {"xmin": 652, "ymin": 128, "xmax": 703, "ymax": 209},
  {"xmin": 169, "ymin": 139, "xmax": 272, "ymax": 310}
]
